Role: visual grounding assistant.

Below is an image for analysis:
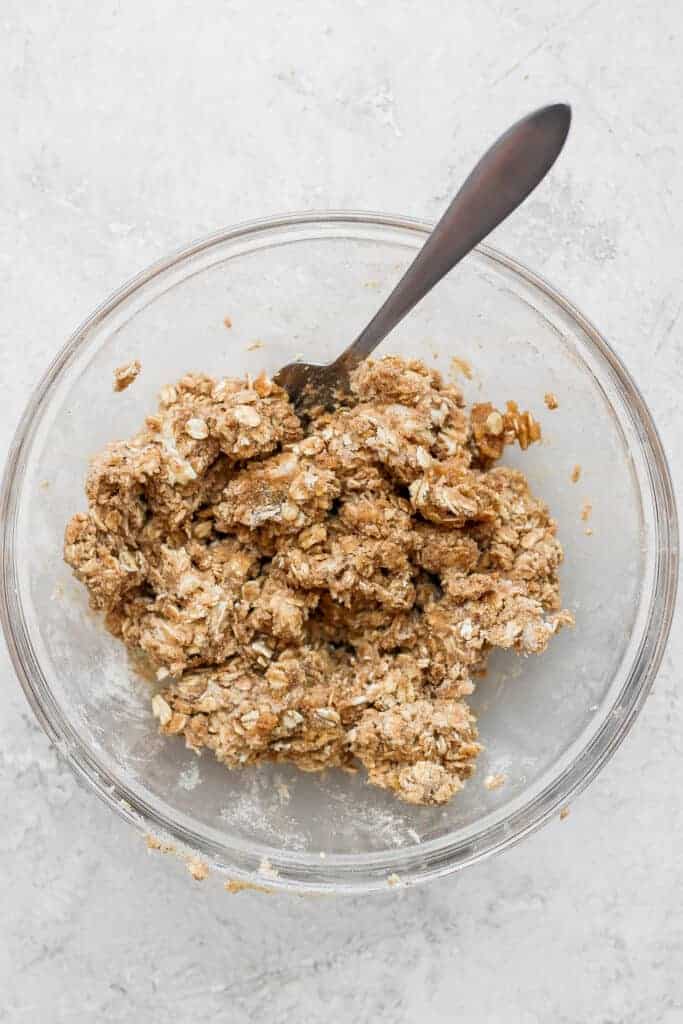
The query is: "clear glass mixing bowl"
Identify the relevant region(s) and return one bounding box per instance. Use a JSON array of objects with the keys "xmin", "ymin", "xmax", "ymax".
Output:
[{"xmin": 0, "ymin": 213, "xmax": 677, "ymax": 893}]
